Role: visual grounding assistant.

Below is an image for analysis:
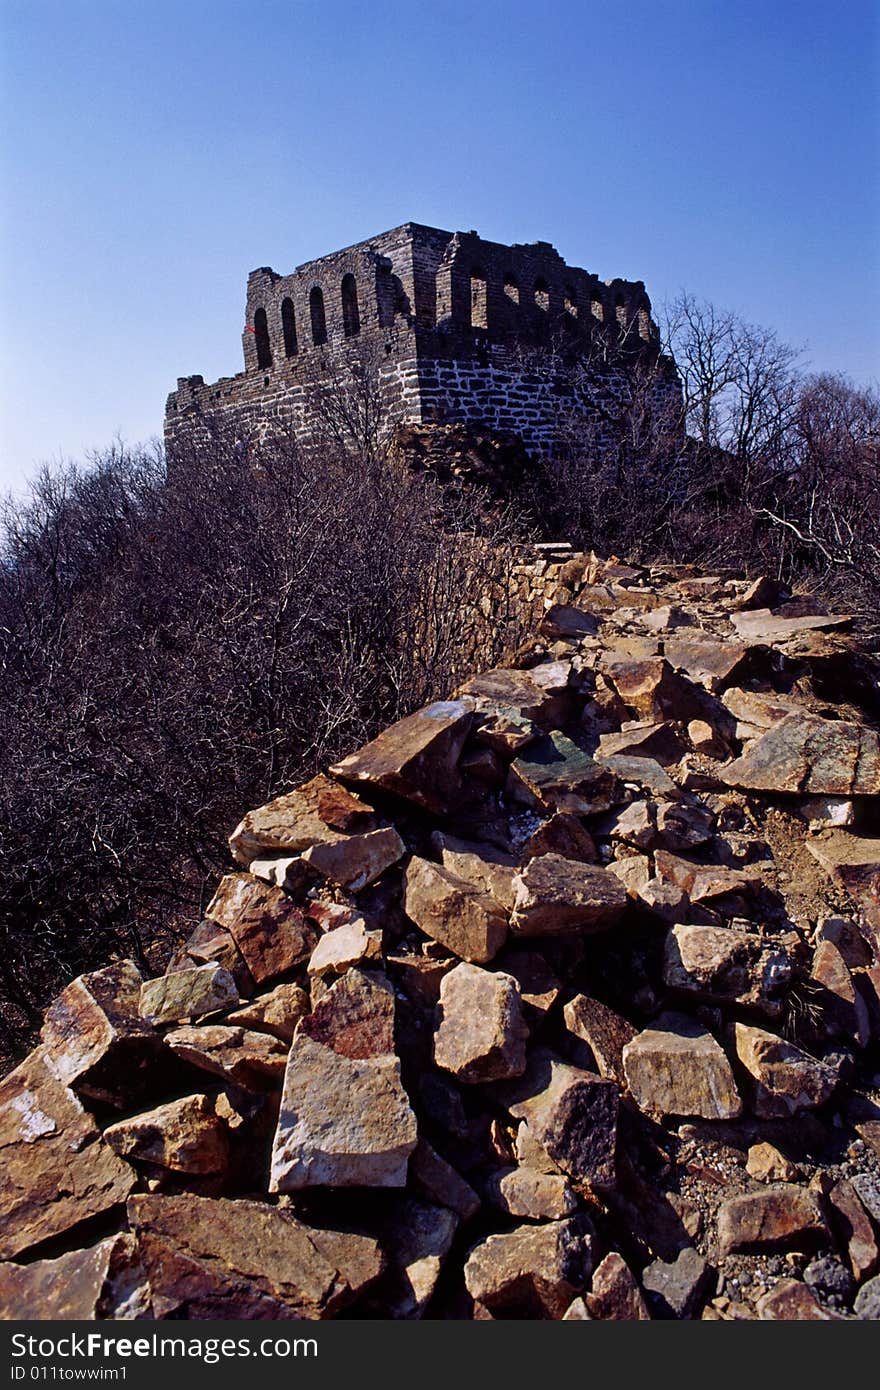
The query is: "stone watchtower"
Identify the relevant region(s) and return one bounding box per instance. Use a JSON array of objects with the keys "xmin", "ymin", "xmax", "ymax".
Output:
[{"xmin": 165, "ymin": 222, "xmax": 679, "ymax": 460}]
